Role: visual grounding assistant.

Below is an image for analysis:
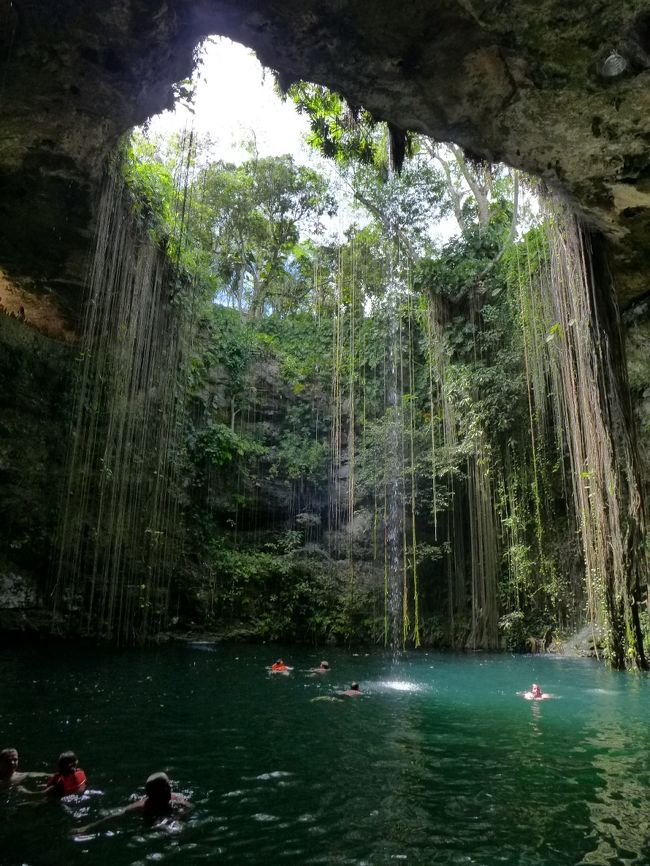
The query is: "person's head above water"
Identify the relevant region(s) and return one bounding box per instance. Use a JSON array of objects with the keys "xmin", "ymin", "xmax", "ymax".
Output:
[
  {"xmin": 57, "ymin": 751, "xmax": 79, "ymax": 775},
  {"xmin": 319, "ymin": 661, "xmax": 330, "ymax": 669},
  {"xmin": 145, "ymin": 771, "xmax": 172, "ymax": 803},
  {"xmin": 531, "ymin": 683, "xmax": 542, "ymax": 698},
  {"xmin": 350, "ymin": 682, "xmax": 360, "ymax": 691},
  {"xmin": 0, "ymin": 748, "xmax": 18, "ymax": 779}
]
